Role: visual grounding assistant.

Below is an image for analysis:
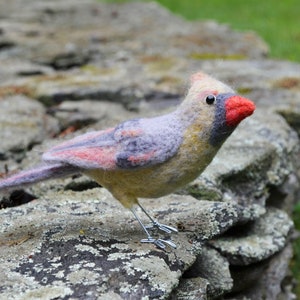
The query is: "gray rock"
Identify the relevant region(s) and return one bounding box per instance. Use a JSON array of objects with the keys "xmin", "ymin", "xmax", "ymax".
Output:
[
  {"xmin": 0, "ymin": 191, "xmax": 253, "ymax": 299},
  {"xmin": 229, "ymin": 244, "xmax": 295, "ymax": 300},
  {"xmin": 0, "ymin": 0, "xmax": 268, "ymax": 63},
  {"xmin": 0, "ymin": 59, "xmax": 53, "ymax": 83},
  {"xmin": 0, "ymin": 95, "xmax": 59, "ymax": 159},
  {"xmin": 209, "ymin": 208, "xmax": 293, "ymax": 265},
  {"xmin": 51, "ymin": 100, "xmax": 139, "ymax": 131},
  {"xmin": 0, "ymin": 0, "xmax": 269, "ymax": 108},
  {"xmin": 183, "ymin": 245, "xmax": 233, "ymax": 297},
  {"xmin": 174, "ymin": 277, "xmax": 209, "ymax": 300}
]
